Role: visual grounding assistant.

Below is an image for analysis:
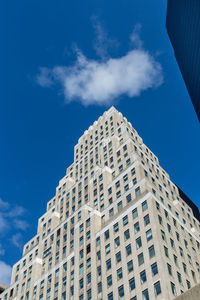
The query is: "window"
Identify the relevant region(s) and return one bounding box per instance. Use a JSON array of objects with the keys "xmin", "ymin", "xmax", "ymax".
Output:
[
  {"xmin": 132, "ymin": 178, "xmax": 137, "ymax": 185},
  {"xmin": 146, "ymin": 229, "xmax": 152, "ymax": 242},
  {"xmin": 97, "ymin": 266, "xmax": 101, "ymax": 276},
  {"xmin": 108, "ymin": 292, "xmax": 113, "ymax": 300},
  {"xmin": 179, "ymin": 247, "xmax": 183, "ymax": 257},
  {"xmin": 113, "ymin": 223, "xmax": 119, "ymax": 233},
  {"xmin": 63, "ymin": 277, "xmax": 67, "ymax": 287},
  {"xmin": 167, "ymin": 263, "xmax": 172, "ymax": 276},
  {"xmin": 107, "ymin": 275, "xmax": 112, "ymax": 287},
  {"xmin": 138, "ymin": 253, "xmax": 144, "ymax": 266},
  {"xmin": 135, "ymin": 187, "xmax": 141, "ymax": 197},
  {"xmin": 115, "ymin": 236, "xmax": 120, "ymax": 248},
  {"xmin": 48, "ymin": 274, "xmax": 52, "ymax": 284},
  {"xmin": 161, "ymin": 230, "xmax": 166, "ymax": 241},
  {"xmin": 186, "ymin": 280, "xmax": 191, "ymax": 289},
  {"xmin": 79, "ymin": 264, "xmax": 84, "ymax": 275},
  {"xmin": 79, "ymin": 278, "xmax": 84, "ymax": 289},
  {"xmin": 151, "ymin": 262, "xmax": 158, "ymax": 276},
  {"xmin": 142, "ymin": 289, "xmax": 149, "ymax": 300},
  {"xmin": 86, "ymin": 273, "xmax": 91, "ymax": 284},
  {"xmin": 124, "ymin": 229, "xmax": 130, "ymax": 241},
  {"xmin": 154, "ymin": 281, "xmax": 161, "ymax": 296},
  {"xmin": 123, "ymin": 174, "xmax": 128, "ymax": 182},
  {"xmin": 131, "ymin": 168, "xmax": 136, "ymax": 175},
  {"xmin": 144, "ymin": 214, "xmax": 150, "ymax": 226},
  {"xmin": 116, "ymin": 251, "xmax": 121, "ymax": 263},
  {"xmin": 165, "ymin": 210, "xmax": 169, "ymax": 219},
  {"xmin": 116, "ymin": 180, "xmax": 120, "ymax": 188},
  {"xmin": 117, "ymin": 267, "xmax": 123, "ymax": 280},
  {"xmin": 188, "ymin": 254, "xmax": 192, "ymax": 265},
  {"xmin": 118, "ymin": 285, "xmax": 124, "ymax": 298},
  {"xmin": 167, "ymin": 224, "xmax": 172, "ymax": 234},
  {"xmin": 132, "ymin": 208, "xmax": 138, "ymax": 219},
  {"xmin": 134, "ymin": 222, "xmax": 140, "ymax": 233},
  {"xmin": 158, "ymin": 215, "xmax": 163, "ymax": 225},
  {"xmin": 117, "ymin": 201, "xmax": 123, "ymax": 210},
  {"xmin": 96, "ymin": 237, "xmax": 100, "ymax": 247},
  {"xmin": 129, "ymin": 277, "xmax": 135, "ymax": 291},
  {"xmin": 87, "ymin": 258, "xmax": 91, "ymax": 268},
  {"xmin": 106, "ymin": 259, "xmax": 111, "ymax": 270},
  {"xmin": 126, "ymin": 244, "xmax": 132, "ymax": 256},
  {"xmin": 87, "ymin": 289, "xmax": 92, "ymax": 300},
  {"xmin": 140, "ymin": 270, "xmax": 147, "ymax": 284},
  {"xmin": 142, "ymin": 201, "xmax": 148, "ymax": 211},
  {"xmin": 109, "ymin": 208, "xmax": 114, "ymax": 217},
  {"xmin": 127, "ymin": 260, "xmax": 133, "ymax": 272},
  {"xmin": 105, "ymin": 230, "xmax": 110, "ymax": 240},
  {"xmin": 63, "ymin": 263, "xmax": 67, "ymax": 272},
  {"xmin": 126, "ymin": 193, "xmax": 132, "ymax": 203},
  {"xmin": 123, "ymin": 215, "xmax": 128, "ymax": 226},
  {"xmin": 98, "ymin": 282, "xmax": 102, "ymax": 294},
  {"xmin": 148, "ymin": 245, "xmax": 155, "ymax": 258},
  {"xmin": 105, "ymin": 244, "xmax": 110, "ymax": 255},
  {"xmin": 177, "ymin": 272, "xmax": 182, "ymax": 284},
  {"xmin": 136, "ymin": 237, "xmax": 142, "ymax": 249},
  {"xmin": 170, "ymin": 282, "xmax": 177, "ymax": 296},
  {"xmin": 183, "ymin": 263, "xmax": 187, "ymax": 273},
  {"xmin": 62, "ymin": 292, "xmax": 66, "ymax": 300}
]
